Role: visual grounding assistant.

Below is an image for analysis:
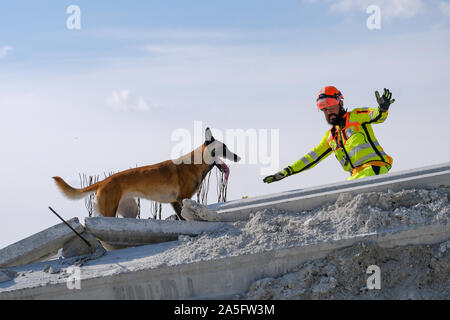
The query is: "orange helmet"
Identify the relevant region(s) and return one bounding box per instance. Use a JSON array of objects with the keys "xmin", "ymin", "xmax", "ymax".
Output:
[{"xmin": 316, "ymin": 86, "xmax": 344, "ymax": 110}]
